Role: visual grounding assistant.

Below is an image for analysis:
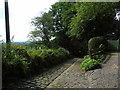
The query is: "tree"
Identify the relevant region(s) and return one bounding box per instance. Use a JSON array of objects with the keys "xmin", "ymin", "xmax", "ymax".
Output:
[
  {"xmin": 50, "ymin": 2, "xmax": 83, "ymax": 56},
  {"xmin": 68, "ymin": 2, "xmax": 120, "ymax": 40},
  {"xmin": 29, "ymin": 2, "xmax": 120, "ymax": 56},
  {"xmin": 28, "ymin": 11, "xmax": 54, "ymax": 48}
]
